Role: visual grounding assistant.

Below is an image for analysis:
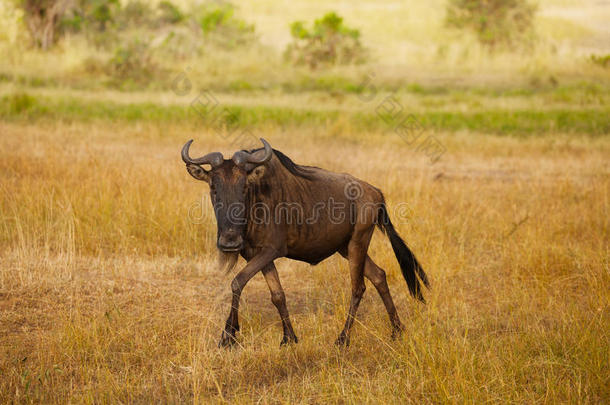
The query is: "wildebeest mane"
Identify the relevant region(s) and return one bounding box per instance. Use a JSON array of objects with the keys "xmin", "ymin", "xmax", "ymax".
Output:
[{"xmin": 248, "ymin": 147, "xmax": 318, "ymax": 180}]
